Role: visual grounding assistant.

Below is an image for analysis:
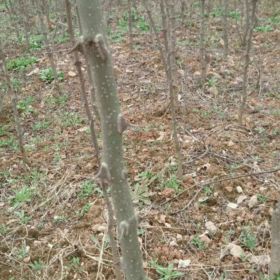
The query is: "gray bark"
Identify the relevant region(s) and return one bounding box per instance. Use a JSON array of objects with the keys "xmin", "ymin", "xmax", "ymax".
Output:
[
  {"xmin": 200, "ymin": 0, "xmax": 206, "ymax": 83},
  {"xmin": 223, "ymin": 0, "xmax": 229, "ymax": 58},
  {"xmin": 75, "ymin": 0, "xmax": 146, "ymax": 279},
  {"xmin": 238, "ymin": 0, "xmax": 258, "ymax": 125},
  {"xmin": 269, "ymin": 201, "xmax": 280, "ymax": 278}
]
